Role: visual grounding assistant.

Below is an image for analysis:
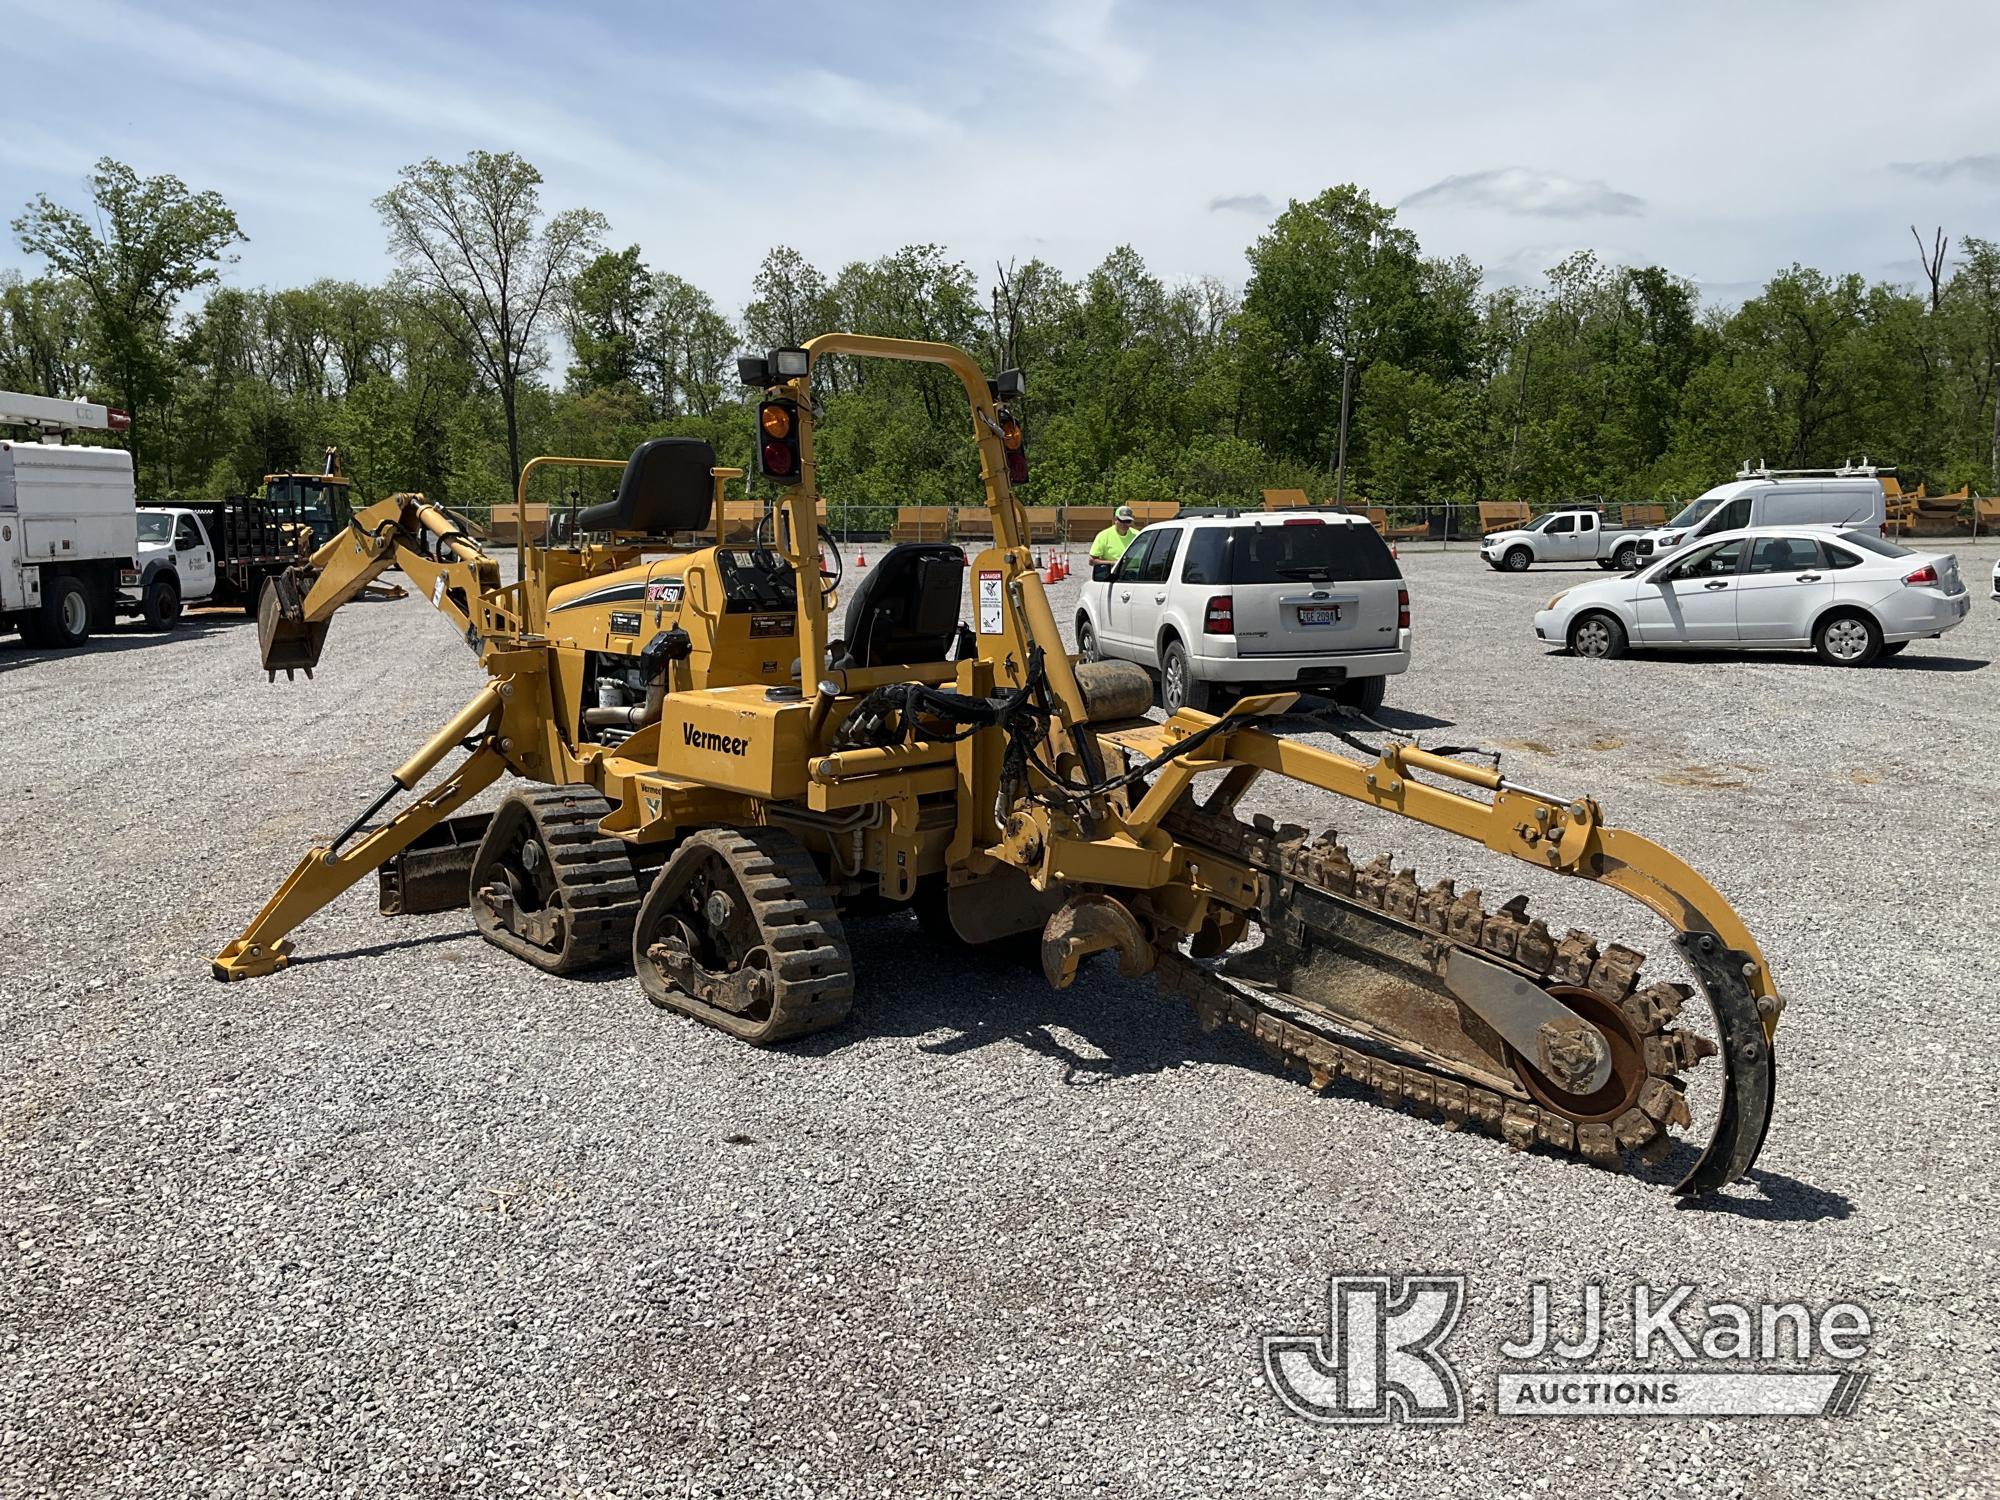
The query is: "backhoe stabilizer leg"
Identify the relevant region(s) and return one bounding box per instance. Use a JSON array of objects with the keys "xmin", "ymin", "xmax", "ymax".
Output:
[{"xmin": 211, "ymin": 742, "xmax": 510, "ymax": 982}]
